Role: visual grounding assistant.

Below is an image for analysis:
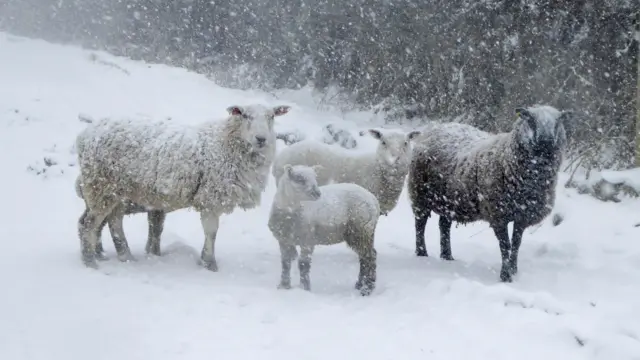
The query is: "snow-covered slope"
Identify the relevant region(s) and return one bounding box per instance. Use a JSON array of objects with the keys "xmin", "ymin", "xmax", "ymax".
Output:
[{"xmin": 1, "ymin": 32, "xmax": 639, "ymax": 360}]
